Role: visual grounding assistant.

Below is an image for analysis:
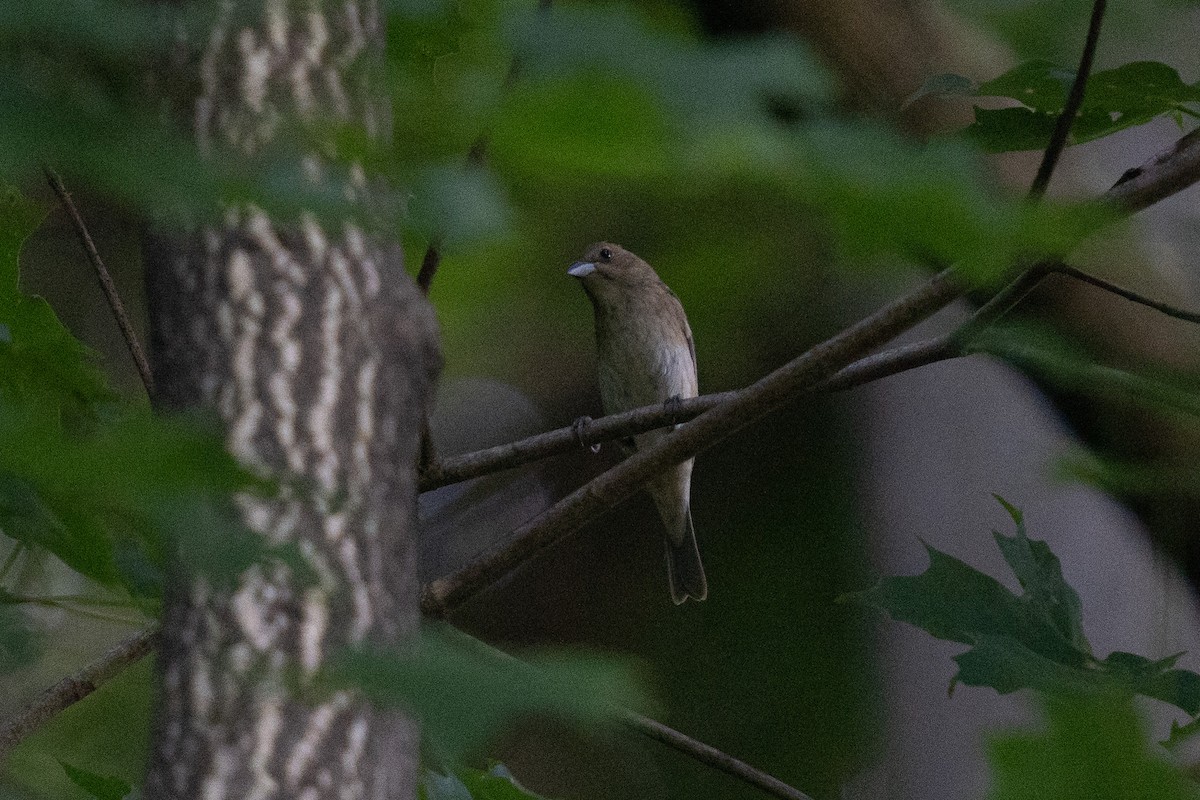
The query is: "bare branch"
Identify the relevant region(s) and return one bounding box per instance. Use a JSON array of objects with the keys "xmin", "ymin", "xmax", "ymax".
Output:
[
  {"xmin": 434, "ymin": 623, "xmax": 817, "ymax": 800},
  {"xmin": 421, "ymin": 337, "xmax": 958, "ymax": 492},
  {"xmin": 416, "ymin": 235, "xmax": 443, "ymax": 296},
  {"xmin": 1050, "ymin": 264, "xmax": 1200, "ymax": 325},
  {"xmin": 621, "ymin": 712, "xmax": 815, "ymax": 800},
  {"xmin": 44, "ymin": 169, "xmax": 156, "ymax": 400},
  {"xmin": 0, "ymin": 628, "xmax": 157, "ymax": 762},
  {"xmin": 1107, "ymin": 127, "xmax": 1200, "ymax": 215},
  {"xmin": 1028, "ymin": 0, "xmax": 1107, "ymax": 199}
]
